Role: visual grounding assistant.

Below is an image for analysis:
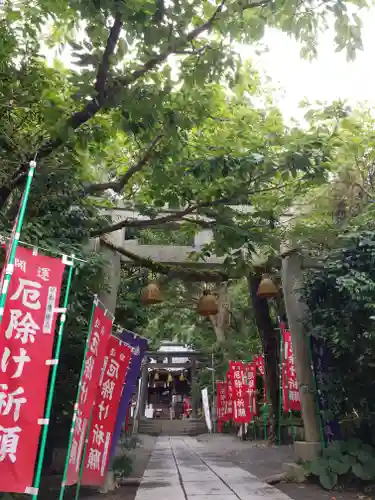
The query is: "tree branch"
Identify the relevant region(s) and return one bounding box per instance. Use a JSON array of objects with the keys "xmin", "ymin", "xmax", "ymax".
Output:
[
  {"xmin": 95, "ymin": 11, "xmax": 123, "ymax": 99},
  {"xmin": 90, "ymin": 198, "xmax": 231, "ymax": 236},
  {"xmin": 85, "ymin": 134, "xmax": 164, "ymax": 195},
  {"xmin": 0, "ymin": 0, "xmax": 271, "ymax": 209},
  {"xmin": 116, "ymin": 0, "xmax": 228, "ymax": 89},
  {"xmin": 101, "ymin": 237, "xmax": 228, "ymax": 282},
  {"xmin": 90, "ymin": 177, "xmax": 292, "ymax": 236},
  {"xmin": 0, "ymin": 11, "xmax": 124, "ymax": 207}
]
